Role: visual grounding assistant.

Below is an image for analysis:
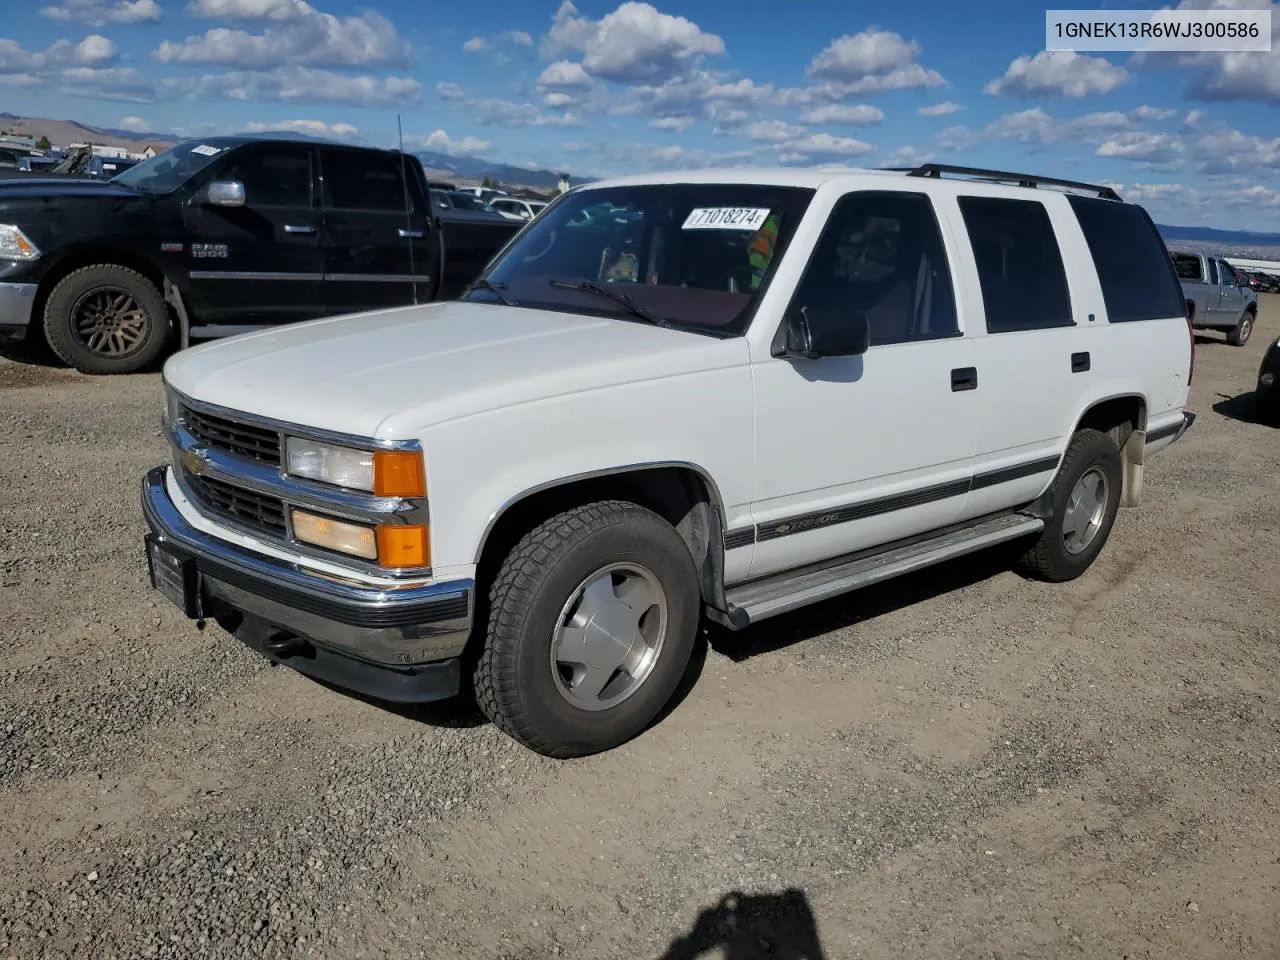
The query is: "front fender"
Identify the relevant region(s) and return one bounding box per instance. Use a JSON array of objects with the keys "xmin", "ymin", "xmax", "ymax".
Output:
[{"xmin": 417, "ymin": 368, "xmax": 756, "ymax": 582}]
